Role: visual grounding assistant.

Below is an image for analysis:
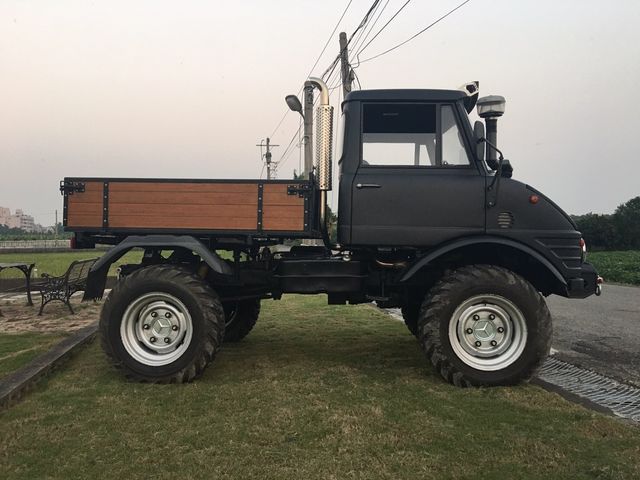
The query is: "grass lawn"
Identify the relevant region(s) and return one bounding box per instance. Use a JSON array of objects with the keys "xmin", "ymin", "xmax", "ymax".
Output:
[
  {"xmin": 0, "ymin": 250, "xmax": 143, "ymax": 279},
  {"xmin": 0, "ymin": 332, "xmax": 65, "ymax": 378},
  {"xmin": 588, "ymin": 250, "xmax": 640, "ymax": 285},
  {"xmin": 0, "ymin": 295, "xmax": 638, "ymax": 479}
]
